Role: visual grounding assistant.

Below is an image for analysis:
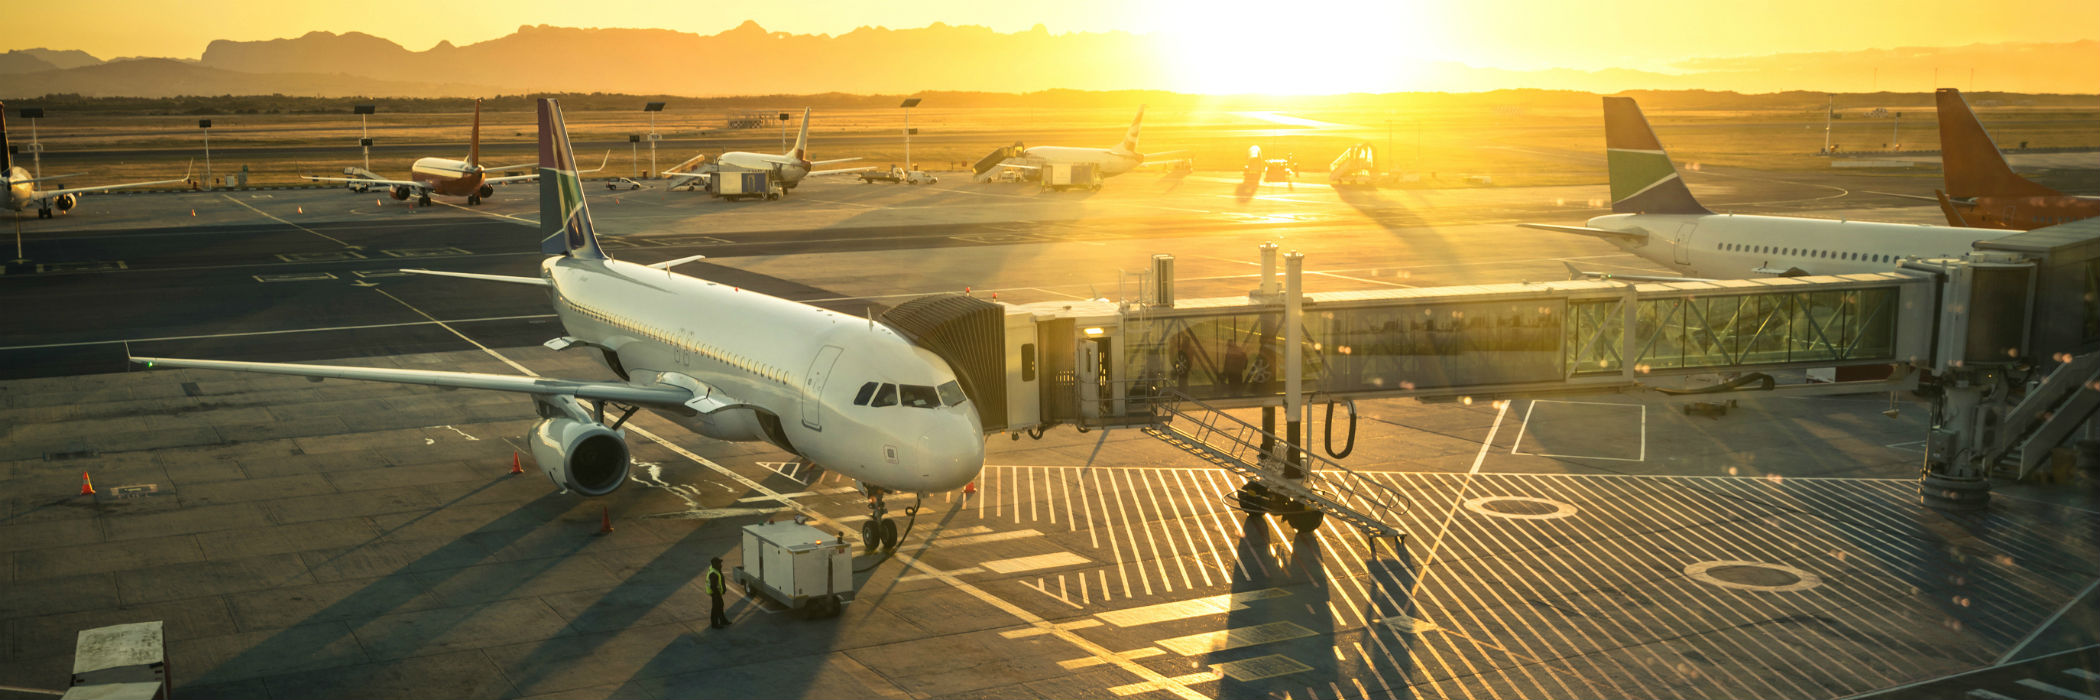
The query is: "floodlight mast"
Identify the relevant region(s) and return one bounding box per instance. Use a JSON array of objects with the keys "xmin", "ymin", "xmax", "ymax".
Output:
[
  {"xmin": 199, "ymin": 119, "xmax": 213, "ymax": 189},
  {"xmin": 353, "ymin": 104, "xmax": 376, "ymax": 171},
  {"xmin": 644, "ymin": 102, "xmax": 666, "ymax": 177},
  {"xmin": 900, "ymin": 98, "xmax": 922, "ymax": 174},
  {"xmin": 20, "ymin": 108, "xmax": 44, "ymax": 179}
]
